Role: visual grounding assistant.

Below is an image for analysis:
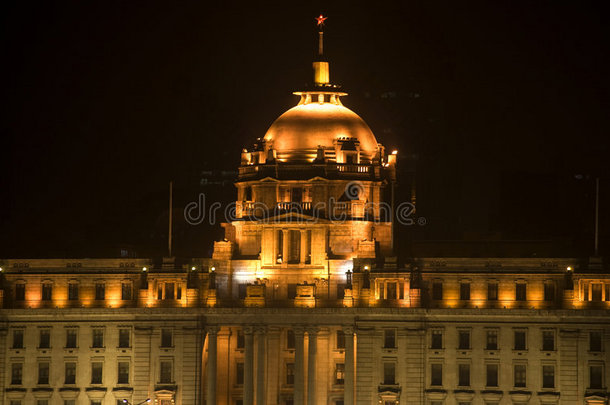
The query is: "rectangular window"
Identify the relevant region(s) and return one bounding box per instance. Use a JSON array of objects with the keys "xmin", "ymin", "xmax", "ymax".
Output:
[
  {"xmin": 486, "ymin": 364, "xmax": 498, "ymax": 387},
  {"xmin": 514, "ymin": 364, "xmax": 526, "ymax": 387},
  {"xmin": 286, "ymin": 363, "xmax": 295, "ymax": 385},
  {"xmin": 542, "ymin": 365, "xmax": 555, "ymax": 388},
  {"xmin": 336, "ymin": 330, "xmax": 345, "ymax": 349},
  {"xmin": 159, "ymin": 361, "xmax": 172, "ymax": 383},
  {"xmin": 165, "ymin": 283, "xmax": 175, "ymax": 299},
  {"xmin": 334, "ymin": 363, "xmax": 345, "ymax": 385},
  {"xmin": 12, "ymin": 329, "xmax": 24, "ymax": 349},
  {"xmin": 91, "ymin": 362, "xmax": 103, "ymax": 384},
  {"xmin": 38, "ymin": 362, "xmax": 50, "ymax": 385},
  {"xmin": 486, "ymin": 330, "xmax": 498, "ymax": 350},
  {"xmin": 544, "ymin": 282, "xmax": 555, "ymax": 301},
  {"xmin": 236, "ymin": 362, "xmax": 244, "ymax": 385},
  {"xmin": 487, "ymin": 282, "xmax": 498, "ymax": 301},
  {"xmin": 432, "ymin": 281, "xmax": 443, "ymax": 300},
  {"xmin": 92, "ymin": 329, "xmax": 104, "ymax": 348},
  {"xmin": 117, "ymin": 362, "xmax": 129, "ymax": 384},
  {"xmin": 36, "ymin": 401, "xmax": 48, "ymax": 405},
  {"xmin": 66, "ymin": 329, "xmax": 77, "ymax": 348},
  {"xmin": 42, "ymin": 284, "xmax": 52, "ymax": 301},
  {"xmin": 15, "ymin": 283, "xmax": 25, "ymax": 301},
  {"xmin": 157, "ymin": 285, "xmax": 163, "ymax": 300},
  {"xmin": 516, "ymin": 283, "xmax": 527, "ymax": 301},
  {"xmin": 286, "ymin": 330, "xmax": 295, "ymax": 349},
  {"xmin": 118, "ymin": 329, "xmax": 130, "ymax": 348},
  {"xmin": 65, "ymin": 362, "xmax": 76, "ymax": 384},
  {"xmin": 11, "ymin": 363, "xmax": 22, "ymax": 385},
  {"xmin": 514, "ymin": 330, "xmax": 527, "ymax": 350},
  {"xmin": 68, "ymin": 283, "xmax": 79, "ymax": 301},
  {"xmin": 121, "ymin": 283, "xmax": 132, "ymax": 300},
  {"xmin": 590, "ymin": 331, "xmax": 603, "ymax": 352},
  {"xmin": 542, "ymin": 331, "xmax": 555, "ymax": 351},
  {"xmin": 10, "ymin": 401, "xmax": 22, "ymax": 405},
  {"xmin": 64, "ymin": 401, "xmax": 75, "ymax": 405},
  {"xmin": 177, "ymin": 285, "xmax": 182, "ymax": 300},
  {"xmin": 39, "ymin": 329, "xmax": 51, "ymax": 348},
  {"xmin": 383, "ymin": 362, "xmax": 396, "ymax": 385},
  {"xmin": 95, "ymin": 283, "xmax": 105, "ymax": 300},
  {"xmin": 384, "ymin": 329, "xmax": 396, "ymax": 349},
  {"xmin": 590, "ymin": 365, "xmax": 603, "ymax": 389},
  {"xmin": 460, "ymin": 282, "xmax": 470, "ymax": 300},
  {"xmin": 458, "ymin": 364, "xmax": 470, "ymax": 387},
  {"xmin": 236, "ymin": 330, "xmax": 245, "ymax": 349},
  {"xmin": 458, "ymin": 330, "xmax": 470, "ymax": 350},
  {"xmin": 161, "ymin": 329, "xmax": 172, "ymax": 347},
  {"xmin": 431, "ymin": 330, "xmax": 443, "ymax": 349},
  {"xmin": 431, "ymin": 363, "xmax": 442, "ymax": 386}
]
